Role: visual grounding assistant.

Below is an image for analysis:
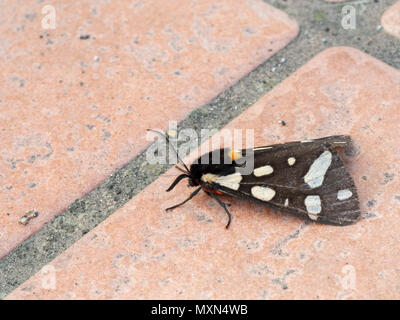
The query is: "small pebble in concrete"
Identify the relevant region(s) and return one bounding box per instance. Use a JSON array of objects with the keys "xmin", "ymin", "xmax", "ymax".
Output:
[{"xmin": 18, "ymin": 210, "xmax": 39, "ymax": 226}]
